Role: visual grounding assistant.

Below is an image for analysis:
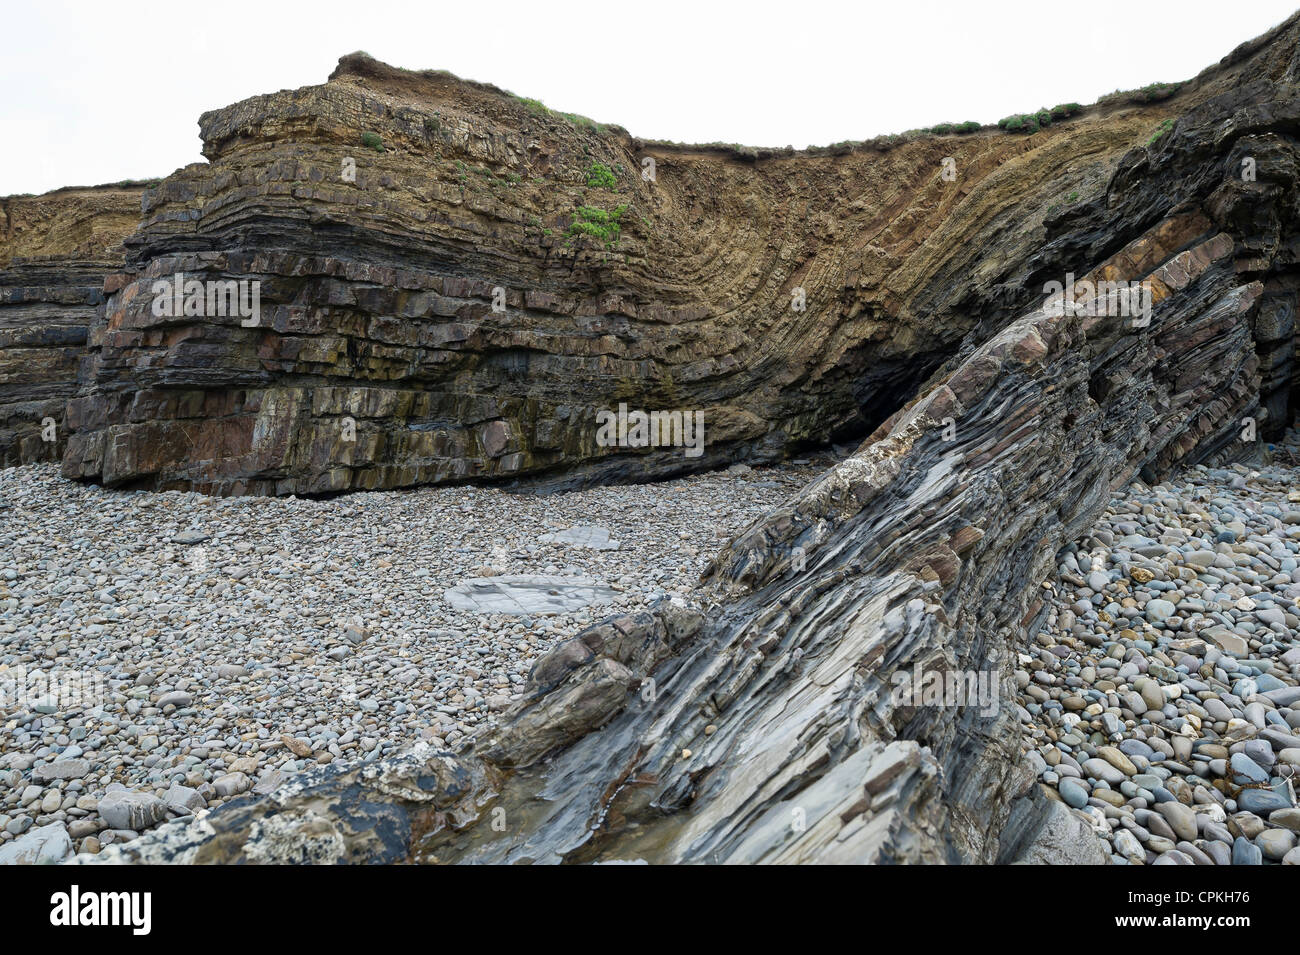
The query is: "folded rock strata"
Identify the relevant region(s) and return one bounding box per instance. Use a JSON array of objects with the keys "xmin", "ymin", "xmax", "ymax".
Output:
[
  {"xmin": 0, "ymin": 185, "xmax": 143, "ymax": 465},
  {"xmin": 81, "ymin": 11, "xmax": 1300, "ymax": 866},
  {"xmin": 56, "ymin": 35, "xmax": 1277, "ymax": 494}
]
